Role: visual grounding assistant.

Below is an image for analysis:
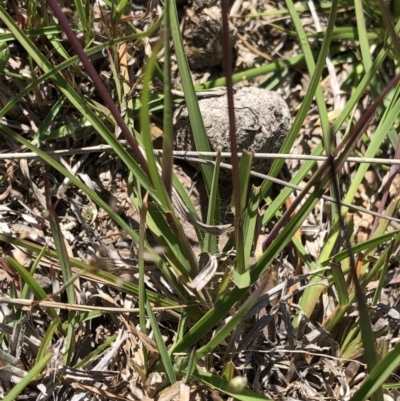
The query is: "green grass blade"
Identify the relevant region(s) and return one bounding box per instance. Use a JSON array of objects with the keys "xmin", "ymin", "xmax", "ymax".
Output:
[
  {"xmin": 45, "ymin": 205, "xmax": 76, "ymax": 366},
  {"xmin": 243, "ymin": 186, "xmax": 261, "ymax": 264},
  {"xmin": 192, "ymin": 369, "xmax": 273, "ymax": 401},
  {"xmin": 260, "ymin": 0, "xmax": 338, "ymax": 198},
  {"xmin": 36, "ymin": 317, "xmax": 60, "ymax": 366},
  {"xmin": 7, "ymin": 257, "xmax": 60, "ymax": 321},
  {"xmin": 14, "ymin": 245, "xmax": 47, "ymax": 323},
  {"xmin": 0, "ymin": 27, "xmax": 160, "ymax": 120},
  {"xmin": 32, "ymin": 95, "xmax": 66, "ymax": 145},
  {"xmin": 139, "ymin": 193, "xmax": 149, "ymax": 374},
  {"xmin": 331, "ymin": 262, "xmax": 349, "ymax": 307},
  {"xmin": 74, "ymin": 334, "xmax": 117, "ymax": 369},
  {"xmin": 285, "ymin": 0, "xmax": 333, "ymax": 150},
  {"xmin": 2, "ymin": 353, "xmax": 52, "ymax": 401},
  {"xmin": 204, "ymin": 149, "xmax": 222, "ymax": 254},
  {"xmin": 233, "ymin": 151, "xmax": 254, "ymax": 278},
  {"xmin": 195, "ymin": 284, "xmax": 266, "ymax": 360},
  {"xmin": 162, "ymin": 0, "xmax": 174, "ymax": 195},
  {"xmin": 140, "ymin": 42, "xmax": 172, "ymax": 212},
  {"xmin": 169, "ymin": 0, "xmax": 213, "ymax": 194},
  {"xmin": 350, "ymin": 341, "xmax": 400, "ymax": 401},
  {"xmin": 145, "ymin": 299, "xmax": 177, "ymax": 384}
]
